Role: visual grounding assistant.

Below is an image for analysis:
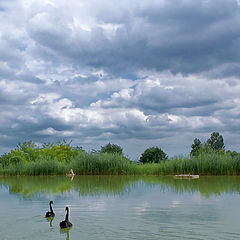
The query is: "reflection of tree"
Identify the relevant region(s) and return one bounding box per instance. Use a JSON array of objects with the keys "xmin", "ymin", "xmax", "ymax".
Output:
[
  {"xmin": 156, "ymin": 176, "xmax": 240, "ymax": 198},
  {"xmin": 0, "ymin": 176, "xmax": 74, "ymax": 199},
  {"xmin": 73, "ymin": 175, "xmax": 139, "ymax": 196},
  {"xmin": 0, "ymin": 175, "xmax": 240, "ymax": 199},
  {"xmin": 0, "ymin": 175, "xmax": 140, "ymax": 199}
]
